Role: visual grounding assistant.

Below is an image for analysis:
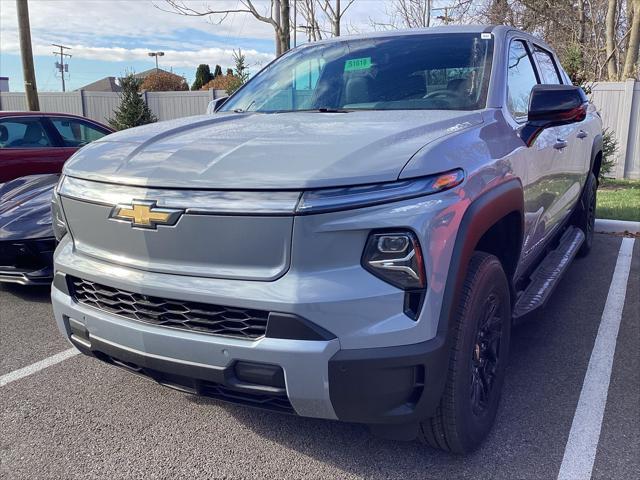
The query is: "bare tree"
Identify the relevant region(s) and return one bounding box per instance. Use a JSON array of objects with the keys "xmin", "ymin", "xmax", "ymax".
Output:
[
  {"xmin": 391, "ymin": 0, "xmax": 433, "ymax": 28},
  {"xmin": 486, "ymin": 0, "xmax": 511, "ymax": 24},
  {"xmin": 157, "ymin": 0, "xmax": 291, "ymax": 56},
  {"xmin": 462, "ymin": 0, "xmax": 636, "ymax": 82},
  {"xmin": 372, "ymin": 0, "xmax": 474, "ymax": 30},
  {"xmin": 298, "ymin": 0, "xmax": 325, "ymax": 41},
  {"xmin": 622, "ymin": 0, "xmax": 640, "ymax": 78},
  {"xmin": 319, "ymin": 0, "xmax": 357, "ymax": 37},
  {"xmin": 606, "ymin": 0, "xmax": 619, "ymax": 79}
]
